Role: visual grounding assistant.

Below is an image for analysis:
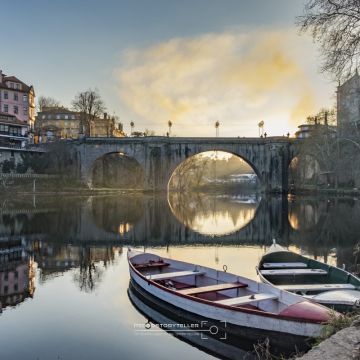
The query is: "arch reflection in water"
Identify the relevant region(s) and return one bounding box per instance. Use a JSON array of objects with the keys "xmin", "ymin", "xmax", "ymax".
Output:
[
  {"xmin": 128, "ymin": 282, "xmax": 256, "ymax": 360},
  {"xmin": 288, "ymin": 198, "xmax": 321, "ymax": 231},
  {"xmin": 91, "ymin": 195, "xmax": 144, "ymax": 234},
  {"xmin": 168, "ymin": 192, "xmax": 261, "ymax": 236}
]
